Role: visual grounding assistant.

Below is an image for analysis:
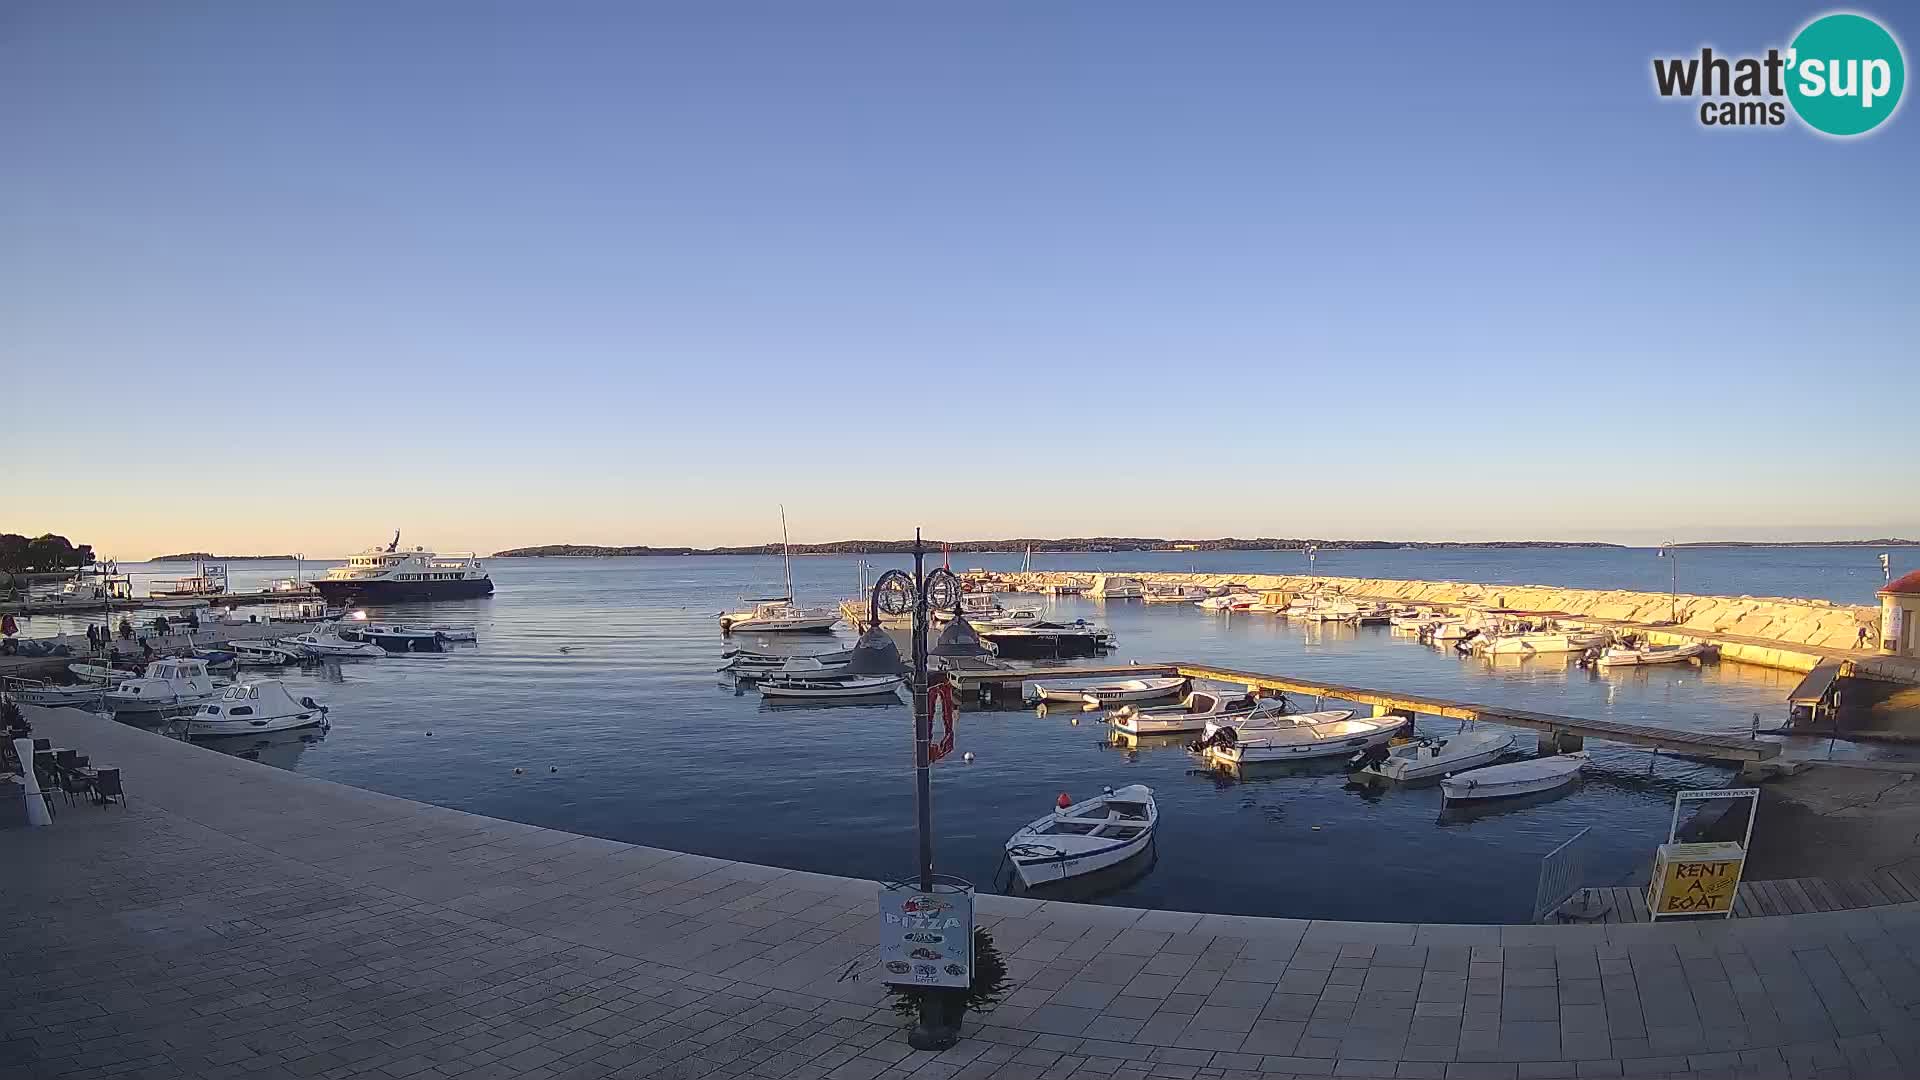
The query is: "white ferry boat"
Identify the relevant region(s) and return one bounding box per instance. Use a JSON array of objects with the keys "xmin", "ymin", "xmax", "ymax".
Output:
[{"xmin": 311, "ymin": 532, "xmax": 494, "ymax": 604}]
